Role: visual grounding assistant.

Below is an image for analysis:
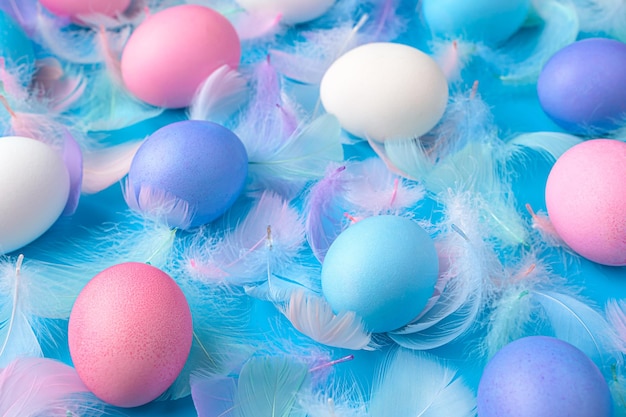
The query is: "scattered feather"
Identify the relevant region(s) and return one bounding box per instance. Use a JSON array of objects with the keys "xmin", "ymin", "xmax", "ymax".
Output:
[
  {"xmin": 0, "ymin": 255, "xmax": 91, "ymax": 367},
  {"xmin": 486, "ymin": 0, "xmax": 579, "ymax": 84},
  {"xmin": 572, "ymin": 0, "xmax": 626, "ymax": 41},
  {"xmin": 187, "ymin": 65, "xmax": 248, "ymax": 123},
  {"xmin": 369, "ymin": 349, "xmax": 476, "ymax": 417},
  {"xmin": 280, "ymin": 290, "xmax": 374, "ymax": 351},
  {"xmin": 186, "ymin": 192, "xmax": 308, "ymax": 286},
  {"xmin": 235, "ymin": 355, "xmax": 310, "ymax": 417},
  {"xmin": 506, "ymin": 131, "xmax": 583, "ymax": 162},
  {"xmin": 191, "ymin": 375, "xmax": 237, "ymax": 417},
  {"xmin": 0, "ymin": 357, "xmax": 105, "ymax": 417},
  {"xmin": 81, "ymin": 139, "xmax": 144, "ymax": 194}
]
